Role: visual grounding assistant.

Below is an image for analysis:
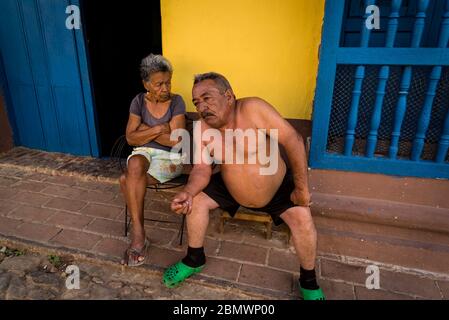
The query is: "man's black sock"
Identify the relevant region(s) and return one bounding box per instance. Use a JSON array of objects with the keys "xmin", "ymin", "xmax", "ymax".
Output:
[
  {"xmin": 182, "ymin": 246, "xmax": 206, "ymax": 268},
  {"xmin": 299, "ymin": 267, "xmax": 320, "ymax": 290}
]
